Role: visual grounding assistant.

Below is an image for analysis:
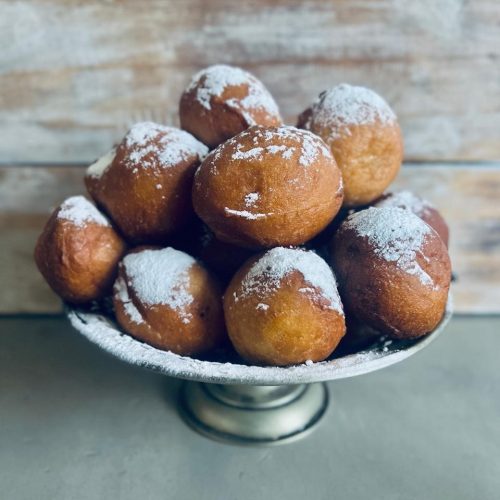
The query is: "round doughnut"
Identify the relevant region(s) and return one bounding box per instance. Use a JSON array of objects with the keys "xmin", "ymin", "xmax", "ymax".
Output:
[
  {"xmin": 198, "ymin": 227, "xmax": 255, "ymax": 283},
  {"xmin": 224, "ymin": 247, "xmax": 346, "ymax": 366},
  {"xmin": 113, "ymin": 247, "xmax": 225, "ymax": 356},
  {"xmin": 374, "ymin": 190, "xmax": 449, "ymax": 247},
  {"xmin": 85, "ymin": 122, "xmax": 208, "ymax": 244},
  {"xmin": 192, "ymin": 125, "xmax": 344, "ymax": 248},
  {"xmin": 34, "ymin": 196, "xmax": 126, "ymax": 304},
  {"xmin": 179, "ymin": 64, "xmax": 282, "ymax": 148},
  {"xmin": 298, "ymin": 84, "xmax": 403, "ymax": 207},
  {"xmin": 331, "ymin": 207, "xmax": 451, "ymax": 339}
]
